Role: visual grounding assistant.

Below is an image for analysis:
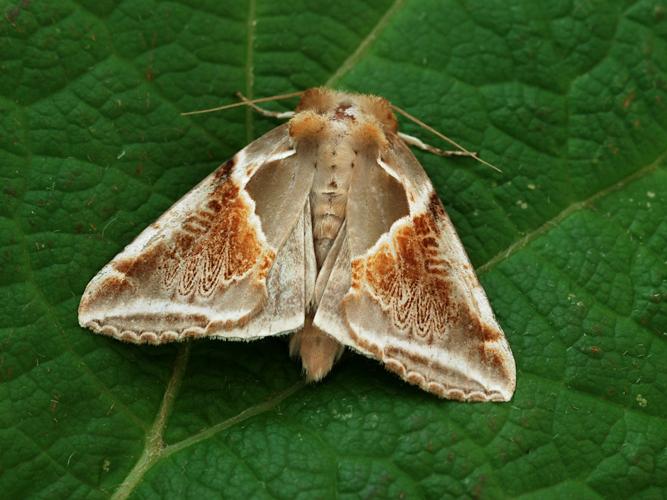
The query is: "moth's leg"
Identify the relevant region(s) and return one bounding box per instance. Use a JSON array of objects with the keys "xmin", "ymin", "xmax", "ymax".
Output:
[
  {"xmin": 289, "ymin": 317, "xmax": 344, "ymax": 382},
  {"xmin": 236, "ymin": 92, "xmax": 295, "ymax": 120},
  {"xmin": 398, "ymin": 132, "xmax": 477, "ymax": 158}
]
